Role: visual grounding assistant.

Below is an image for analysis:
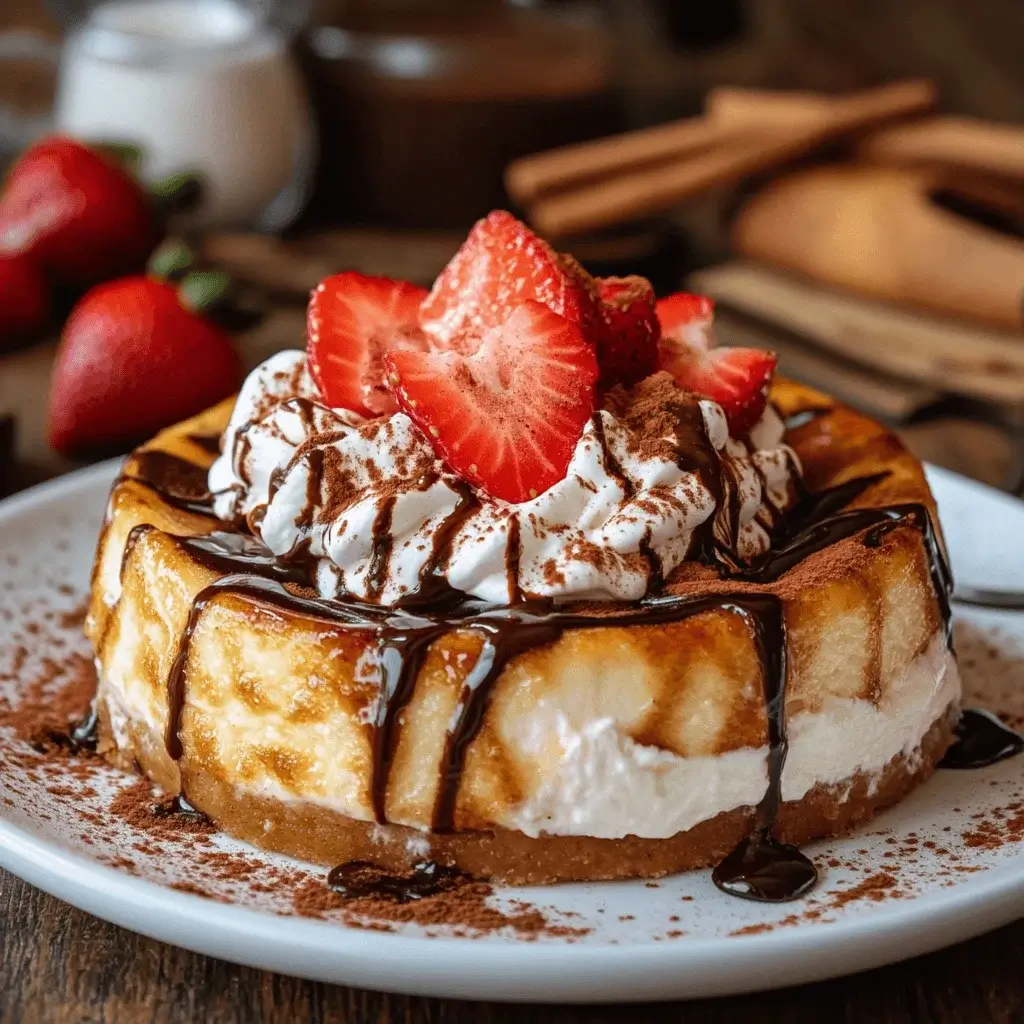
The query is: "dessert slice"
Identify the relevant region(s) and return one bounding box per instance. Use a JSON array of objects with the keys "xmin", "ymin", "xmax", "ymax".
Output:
[{"xmin": 86, "ymin": 213, "xmax": 963, "ymax": 894}]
